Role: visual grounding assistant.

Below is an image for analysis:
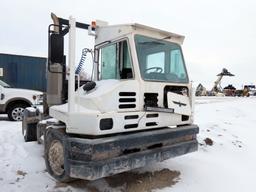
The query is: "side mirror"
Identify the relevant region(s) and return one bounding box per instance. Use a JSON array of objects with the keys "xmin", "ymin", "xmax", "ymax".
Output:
[{"xmin": 50, "ymin": 34, "xmax": 64, "ymax": 64}]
